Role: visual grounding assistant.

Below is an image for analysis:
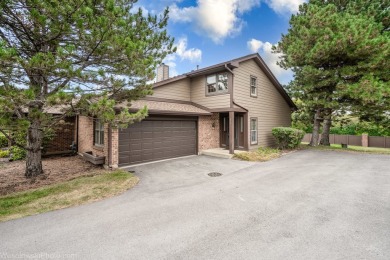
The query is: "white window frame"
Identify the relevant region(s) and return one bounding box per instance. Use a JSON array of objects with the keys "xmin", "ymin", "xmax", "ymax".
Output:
[
  {"xmin": 250, "ymin": 118, "xmax": 258, "ymax": 145},
  {"xmin": 250, "ymin": 76, "xmax": 257, "ymax": 97},
  {"xmin": 206, "ymin": 72, "xmax": 228, "ymax": 95},
  {"xmin": 94, "ymin": 119, "xmax": 104, "ymax": 146}
]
